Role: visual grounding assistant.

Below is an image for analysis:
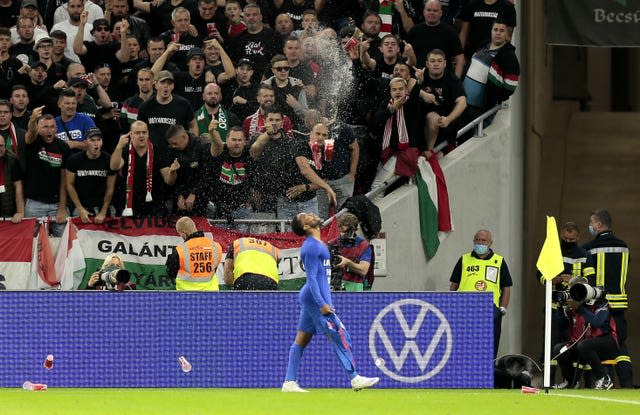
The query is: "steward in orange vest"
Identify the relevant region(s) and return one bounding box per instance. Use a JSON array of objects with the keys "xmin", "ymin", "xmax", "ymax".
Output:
[{"xmin": 166, "ymin": 217, "xmax": 222, "ymax": 290}]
